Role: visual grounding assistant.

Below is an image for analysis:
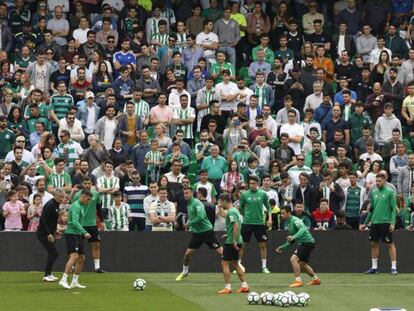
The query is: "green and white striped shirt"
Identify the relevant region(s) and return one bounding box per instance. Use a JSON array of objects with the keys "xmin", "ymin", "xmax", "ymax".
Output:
[
  {"xmin": 175, "ymin": 32, "xmax": 187, "ymax": 52},
  {"xmin": 161, "ymin": 8, "xmax": 176, "ymax": 27},
  {"xmin": 151, "ymin": 32, "xmax": 169, "ymax": 50},
  {"xmin": 97, "ymin": 175, "xmax": 120, "ymax": 210},
  {"xmin": 57, "ymin": 140, "xmax": 83, "ymax": 173},
  {"xmin": 47, "ymin": 172, "xmax": 71, "ymax": 188},
  {"xmin": 145, "ymin": 150, "xmax": 163, "ymax": 171},
  {"xmin": 50, "ymin": 94, "xmax": 74, "ymax": 120},
  {"xmin": 109, "ymin": 202, "xmax": 130, "ymax": 231},
  {"xmin": 254, "ymin": 85, "xmax": 267, "ymax": 108},
  {"xmin": 173, "ymin": 106, "xmax": 195, "ymax": 139},
  {"xmin": 124, "ymin": 99, "xmax": 150, "ymax": 121}
]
